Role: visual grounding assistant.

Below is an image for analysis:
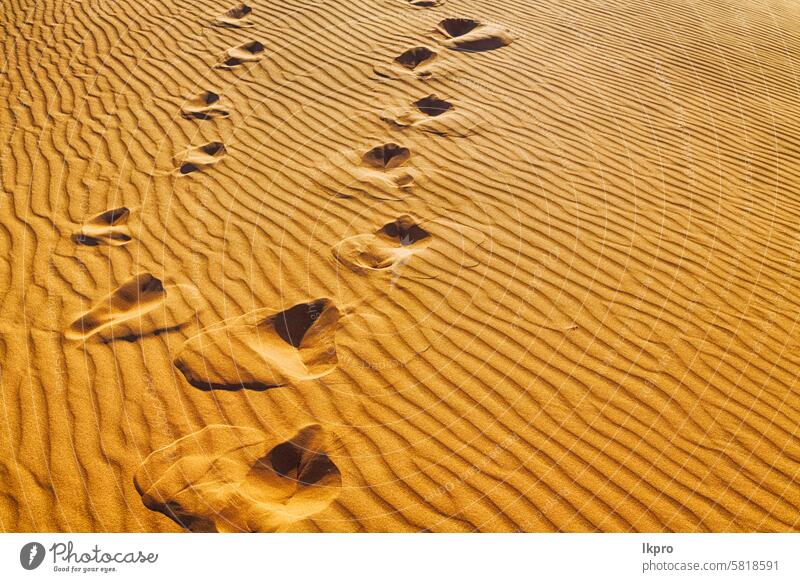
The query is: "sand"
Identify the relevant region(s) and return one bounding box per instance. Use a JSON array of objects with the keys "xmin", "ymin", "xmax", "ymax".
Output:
[{"xmin": 1, "ymin": 0, "xmax": 799, "ymax": 532}]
